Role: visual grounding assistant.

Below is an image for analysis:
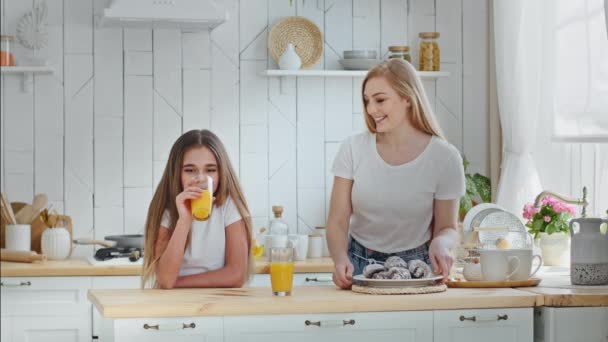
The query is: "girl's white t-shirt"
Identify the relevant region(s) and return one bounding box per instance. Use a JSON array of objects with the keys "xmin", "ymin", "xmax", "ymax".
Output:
[
  {"xmin": 160, "ymin": 197, "xmax": 242, "ymax": 277},
  {"xmin": 332, "ymin": 132, "xmax": 465, "ymax": 253}
]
